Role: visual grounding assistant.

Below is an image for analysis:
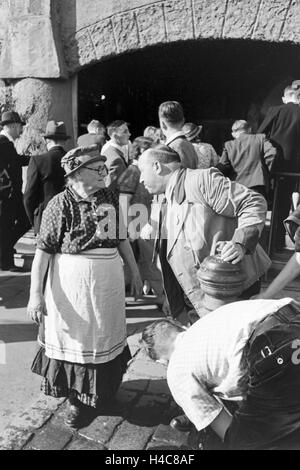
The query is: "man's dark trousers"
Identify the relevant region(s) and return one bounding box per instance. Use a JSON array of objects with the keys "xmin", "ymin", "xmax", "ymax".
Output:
[
  {"xmin": 225, "ymin": 303, "xmax": 300, "ymax": 450},
  {"xmin": 0, "ymin": 195, "xmax": 30, "ymax": 269}
]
